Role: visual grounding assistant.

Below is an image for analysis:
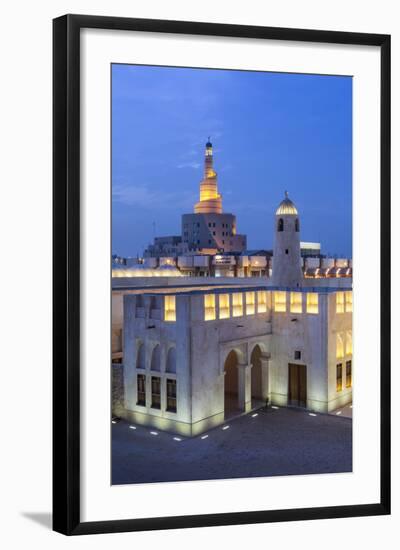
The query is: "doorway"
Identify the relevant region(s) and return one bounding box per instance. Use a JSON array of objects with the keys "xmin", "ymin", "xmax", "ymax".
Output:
[
  {"xmin": 288, "ymin": 363, "xmax": 307, "ymax": 407},
  {"xmin": 224, "ymin": 350, "xmax": 241, "ymax": 418}
]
